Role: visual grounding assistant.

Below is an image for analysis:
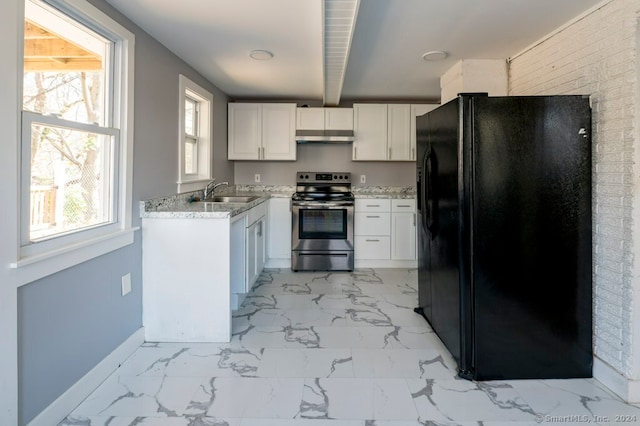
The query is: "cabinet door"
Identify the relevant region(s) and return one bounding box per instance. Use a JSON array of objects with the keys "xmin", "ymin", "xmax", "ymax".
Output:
[
  {"xmin": 246, "ymin": 222, "xmax": 256, "ymax": 292},
  {"xmin": 387, "ymin": 104, "xmax": 412, "ymax": 161},
  {"xmin": 228, "ymin": 103, "xmax": 261, "ymax": 160},
  {"xmin": 391, "ymin": 212, "xmax": 417, "ymax": 260},
  {"xmin": 230, "ymin": 216, "xmax": 246, "ymax": 294},
  {"xmin": 353, "ymin": 104, "xmax": 387, "ymax": 160},
  {"xmin": 297, "ymin": 108, "xmax": 324, "ymax": 130},
  {"xmin": 268, "ymin": 198, "xmax": 292, "ymax": 259},
  {"xmin": 256, "ymin": 218, "xmax": 266, "ymax": 272},
  {"xmin": 325, "ymin": 108, "xmax": 353, "ymax": 130},
  {"xmin": 410, "ymin": 104, "xmax": 438, "ymax": 161},
  {"xmin": 263, "ymin": 103, "xmax": 296, "ymax": 160}
]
